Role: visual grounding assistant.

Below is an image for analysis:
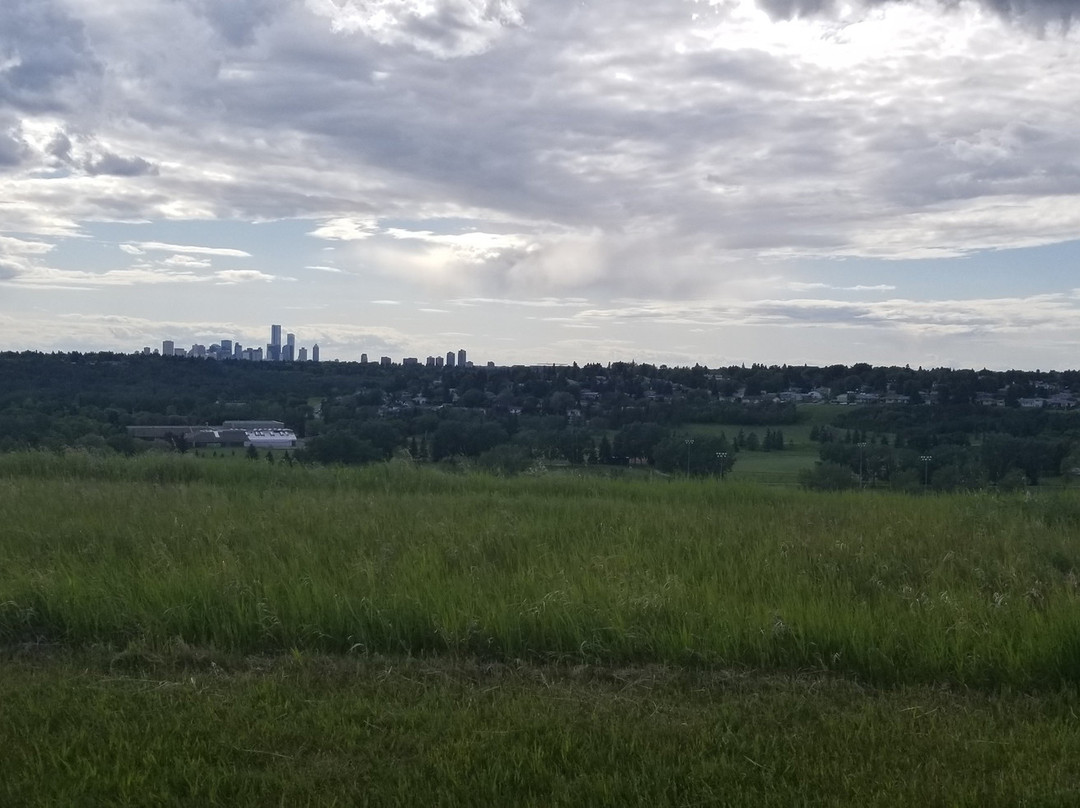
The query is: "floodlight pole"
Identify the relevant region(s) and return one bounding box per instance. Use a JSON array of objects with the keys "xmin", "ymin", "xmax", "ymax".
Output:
[{"xmin": 920, "ymin": 455, "xmax": 933, "ymax": 487}]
